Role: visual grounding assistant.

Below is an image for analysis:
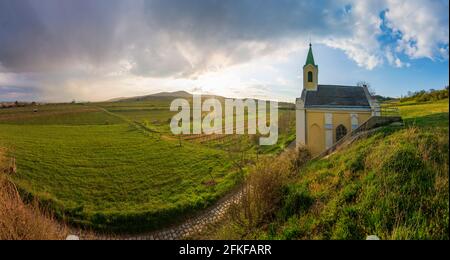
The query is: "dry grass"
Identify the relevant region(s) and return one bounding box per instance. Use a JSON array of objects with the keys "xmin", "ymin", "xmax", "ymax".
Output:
[
  {"xmin": 214, "ymin": 147, "xmax": 310, "ymax": 239},
  {"xmin": 0, "ymin": 149, "xmax": 67, "ymax": 240}
]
